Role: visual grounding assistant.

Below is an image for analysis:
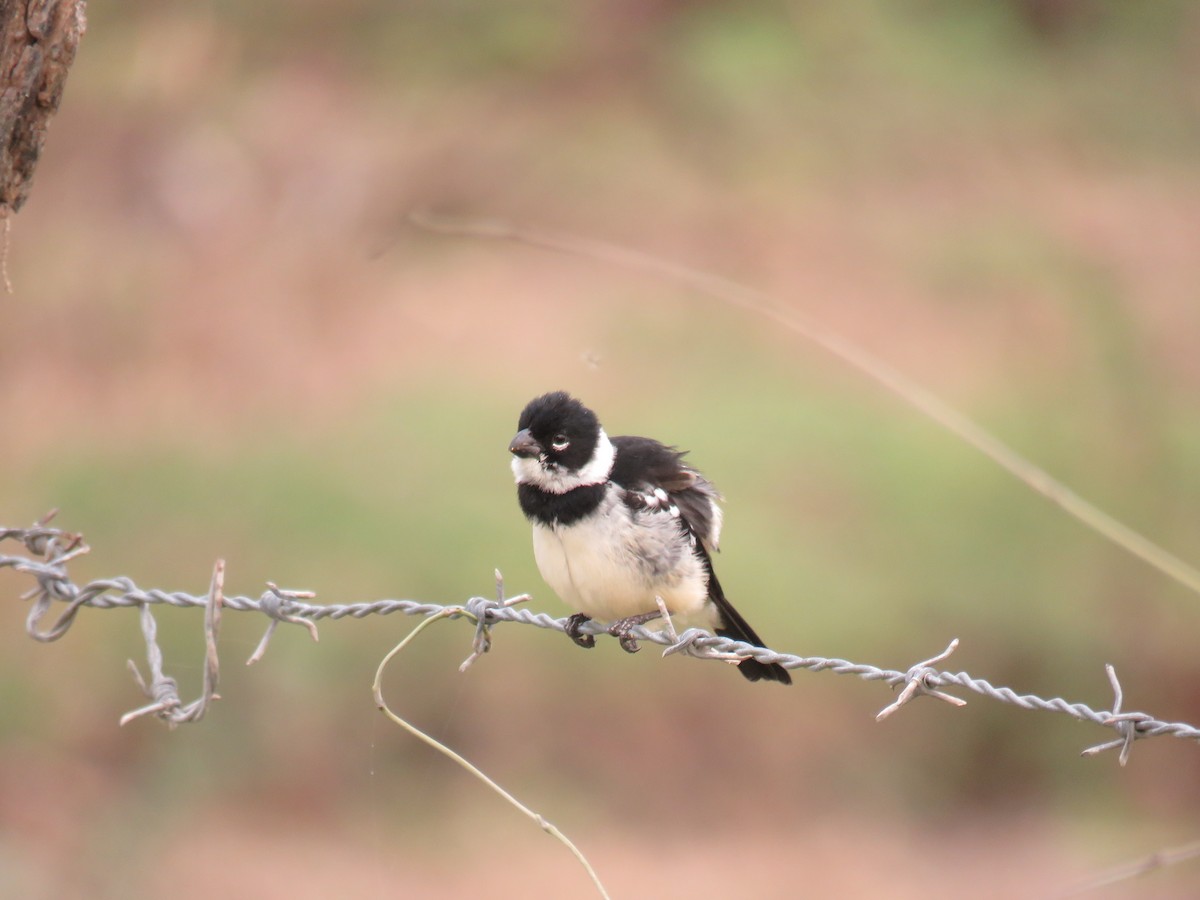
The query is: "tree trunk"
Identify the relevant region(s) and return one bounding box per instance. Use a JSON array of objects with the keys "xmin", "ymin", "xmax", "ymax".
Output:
[{"xmin": 0, "ymin": 0, "xmax": 86, "ymax": 215}]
